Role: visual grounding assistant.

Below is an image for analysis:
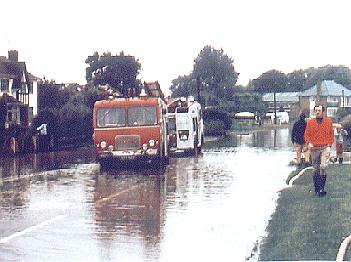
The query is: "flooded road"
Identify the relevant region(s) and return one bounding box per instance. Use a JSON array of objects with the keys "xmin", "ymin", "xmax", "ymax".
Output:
[{"xmin": 0, "ymin": 128, "xmax": 295, "ymax": 261}]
